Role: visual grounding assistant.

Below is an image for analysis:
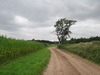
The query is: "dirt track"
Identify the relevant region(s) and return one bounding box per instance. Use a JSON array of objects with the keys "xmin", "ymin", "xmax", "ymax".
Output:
[{"xmin": 43, "ymin": 47, "xmax": 100, "ymax": 75}]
